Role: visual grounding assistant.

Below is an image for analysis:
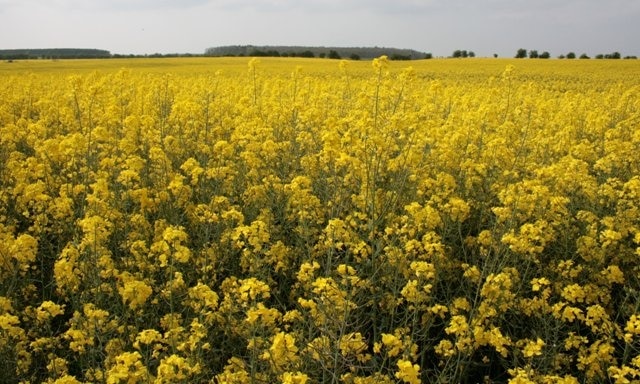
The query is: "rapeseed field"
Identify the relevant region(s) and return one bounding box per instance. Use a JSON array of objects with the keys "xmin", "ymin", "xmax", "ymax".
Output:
[{"xmin": 1, "ymin": 56, "xmax": 640, "ymax": 383}]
